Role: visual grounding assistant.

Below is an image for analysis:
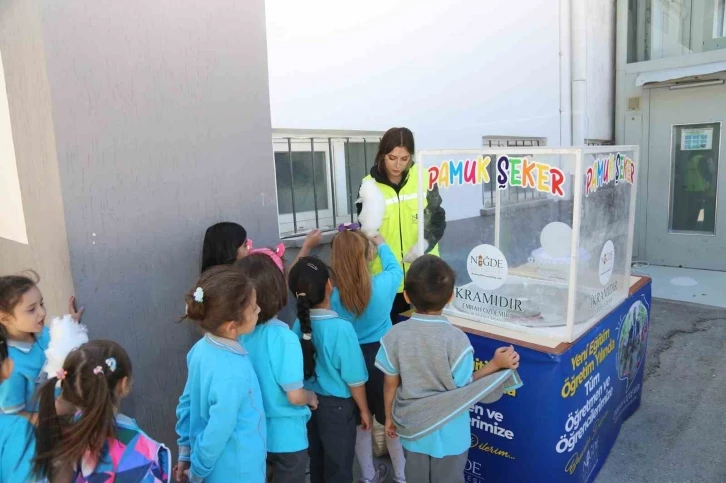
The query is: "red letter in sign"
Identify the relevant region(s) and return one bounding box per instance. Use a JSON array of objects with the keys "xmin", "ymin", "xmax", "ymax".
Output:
[
  {"xmin": 428, "ymin": 166, "xmax": 440, "ymax": 191},
  {"xmin": 550, "ymin": 168, "xmax": 566, "ymax": 197},
  {"xmin": 585, "ymin": 167, "xmax": 593, "ymax": 196}
]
